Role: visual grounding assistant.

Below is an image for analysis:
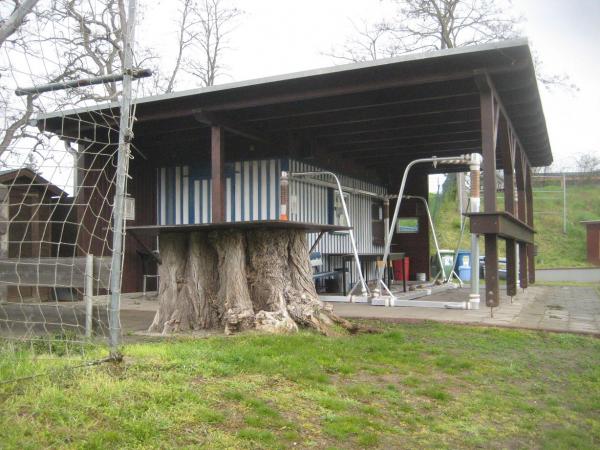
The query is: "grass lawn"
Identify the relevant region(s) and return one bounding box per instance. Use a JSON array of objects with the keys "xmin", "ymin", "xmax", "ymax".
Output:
[{"xmin": 1, "ymin": 322, "xmax": 600, "ymax": 449}]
